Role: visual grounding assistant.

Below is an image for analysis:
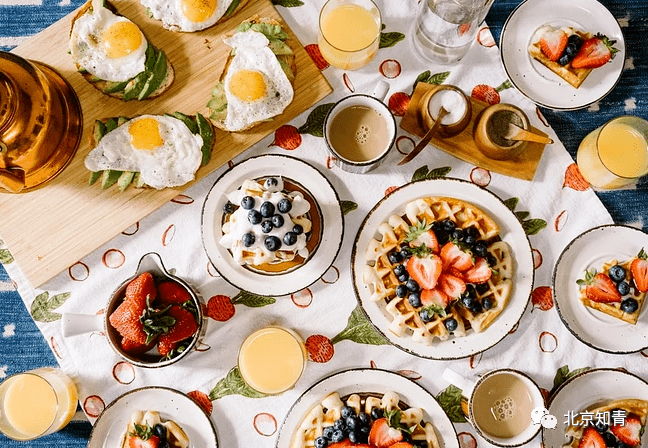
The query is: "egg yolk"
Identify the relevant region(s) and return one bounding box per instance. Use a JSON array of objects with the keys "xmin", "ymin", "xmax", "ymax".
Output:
[
  {"xmin": 229, "ymin": 70, "xmax": 267, "ymax": 102},
  {"xmin": 129, "ymin": 118, "xmax": 164, "ymax": 151},
  {"xmin": 103, "ymin": 21, "xmax": 143, "ymax": 59},
  {"xmin": 181, "ymin": 0, "xmax": 218, "ymax": 23}
]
